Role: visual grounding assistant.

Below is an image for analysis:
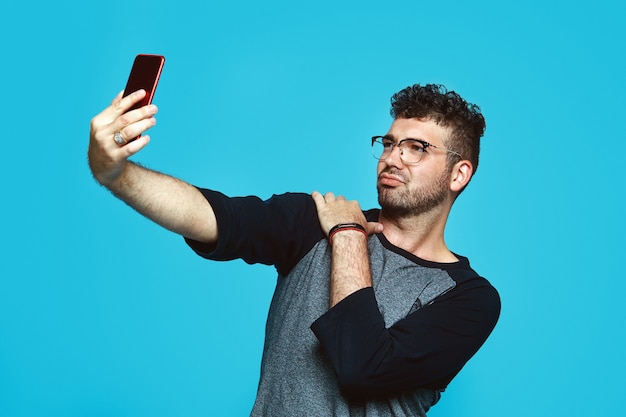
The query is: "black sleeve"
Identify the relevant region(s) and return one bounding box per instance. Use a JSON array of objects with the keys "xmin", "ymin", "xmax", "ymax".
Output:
[
  {"xmin": 310, "ymin": 278, "xmax": 500, "ymax": 398},
  {"xmin": 184, "ymin": 189, "xmax": 325, "ymax": 277}
]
